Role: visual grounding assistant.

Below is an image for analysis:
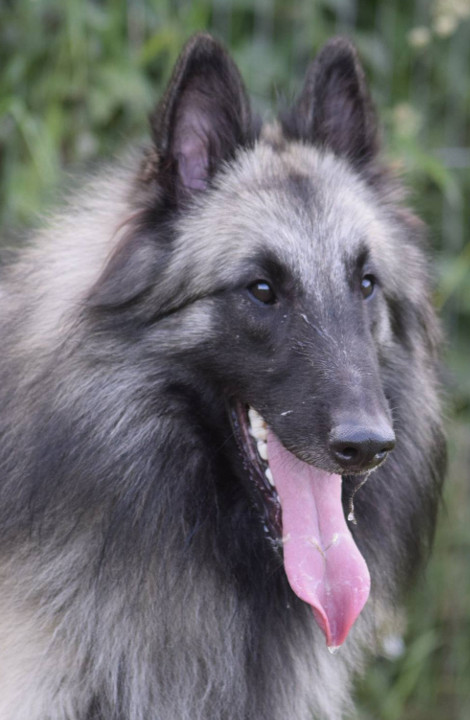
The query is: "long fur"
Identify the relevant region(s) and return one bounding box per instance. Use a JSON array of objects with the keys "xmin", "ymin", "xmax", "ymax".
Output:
[{"xmin": 0, "ymin": 35, "xmax": 445, "ymax": 720}]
